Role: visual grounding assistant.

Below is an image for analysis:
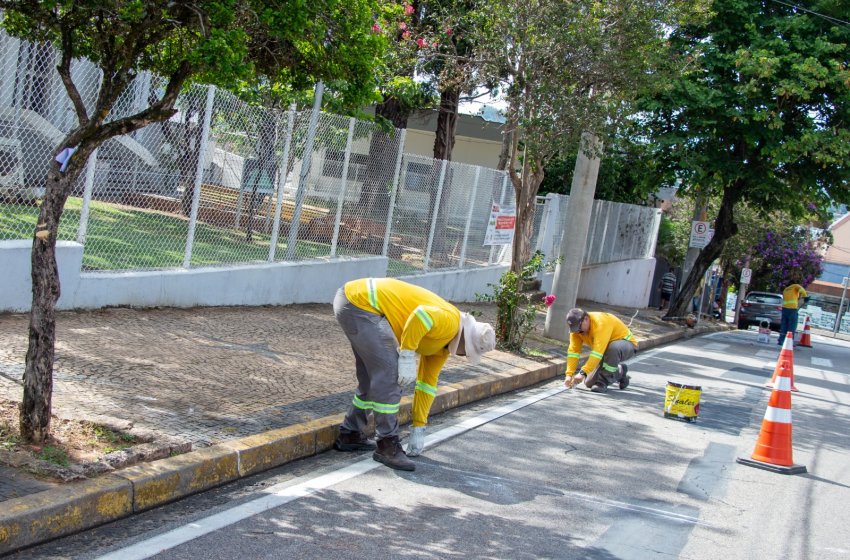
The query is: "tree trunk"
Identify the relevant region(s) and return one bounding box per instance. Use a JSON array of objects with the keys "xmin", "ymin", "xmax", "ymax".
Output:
[
  {"xmin": 433, "ymin": 88, "xmax": 459, "ymax": 162},
  {"xmin": 20, "ymin": 153, "xmax": 88, "ymax": 442},
  {"xmin": 246, "ymin": 111, "xmax": 279, "ymax": 242},
  {"xmin": 511, "ymin": 157, "xmax": 545, "ymax": 274},
  {"xmin": 666, "ymin": 185, "xmax": 740, "ymax": 319},
  {"xmin": 428, "ymin": 88, "xmax": 461, "ymax": 263},
  {"xmin": 358, "ymin": 97, "xmax": 409, "ymax": 221}
]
